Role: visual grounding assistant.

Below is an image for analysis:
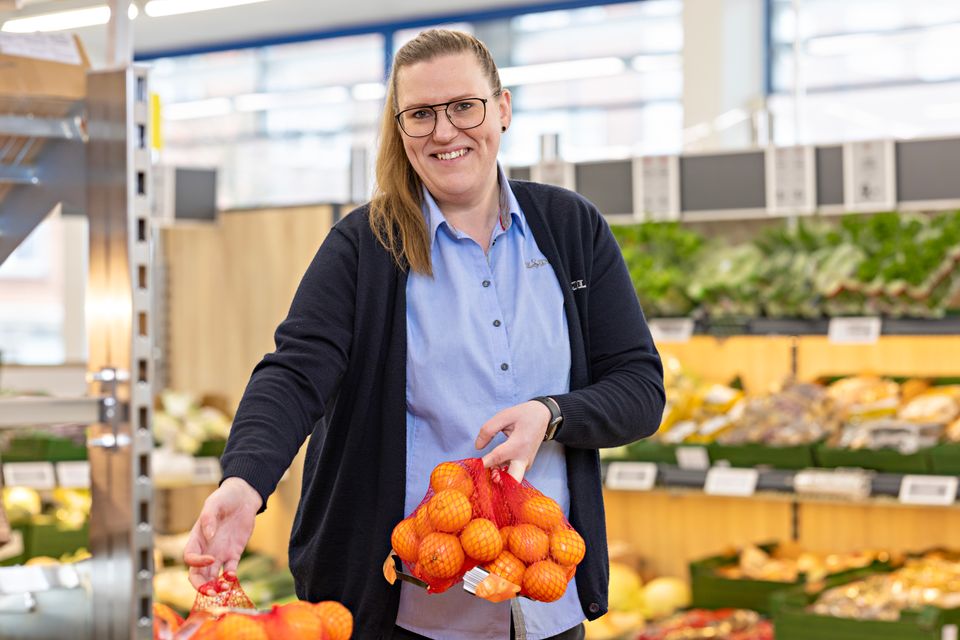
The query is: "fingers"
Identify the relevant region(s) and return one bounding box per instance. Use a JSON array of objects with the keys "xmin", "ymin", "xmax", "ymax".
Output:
[
  {"xmin": 475, "ymin": 412, "xmax": 509, "ymax": 451},
  {"xmin": 199, "ymin": 510, "xmax": 218, "ymax": 541},
  {"xmin": 183, "ymin": 552, "xmax": 215, "ymax": 567},
  {"xmin": 507, "ymin": 459, "xmax": 526, "ymax": 483}
]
